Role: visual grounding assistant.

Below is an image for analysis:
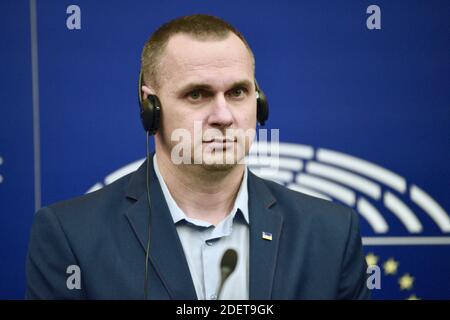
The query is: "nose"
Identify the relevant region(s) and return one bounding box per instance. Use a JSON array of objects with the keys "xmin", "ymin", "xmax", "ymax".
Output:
[{"xmin": 207, "ymin": 94, "xmax": 233, "ymax": 128}]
